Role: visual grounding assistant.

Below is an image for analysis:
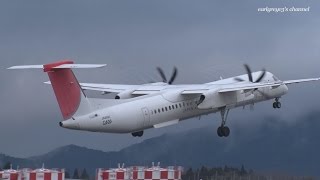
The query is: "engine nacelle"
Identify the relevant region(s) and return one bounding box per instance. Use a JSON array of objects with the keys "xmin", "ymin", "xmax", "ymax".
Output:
[
  {"xmin": 115, "ymin": 90, "xmax": 135, "ymax": 99},
  {"xmin": 197, "ymin": 89, "xmax": 237, "ymax": 109}
]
